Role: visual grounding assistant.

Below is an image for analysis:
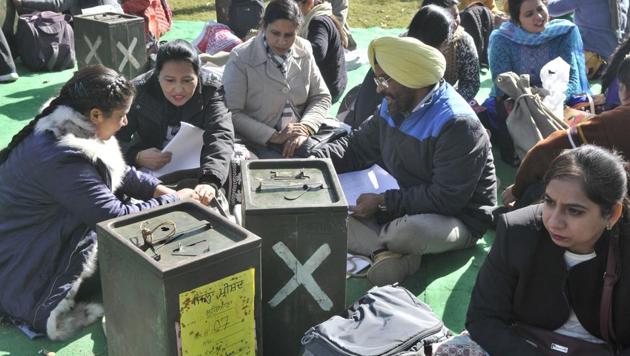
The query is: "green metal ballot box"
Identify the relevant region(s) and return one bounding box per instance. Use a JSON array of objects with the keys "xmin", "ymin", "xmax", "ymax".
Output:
[
  {"xmin": 241, "ymin": 159, "xmax": 348, "ymax": 356},
  {"xmin": 96, "ymin": 200, "xmax": 262, "ymax": 356},
  {"xmin": 74, "ymin": 12, "xmax": 147, "ymax": 79}
]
